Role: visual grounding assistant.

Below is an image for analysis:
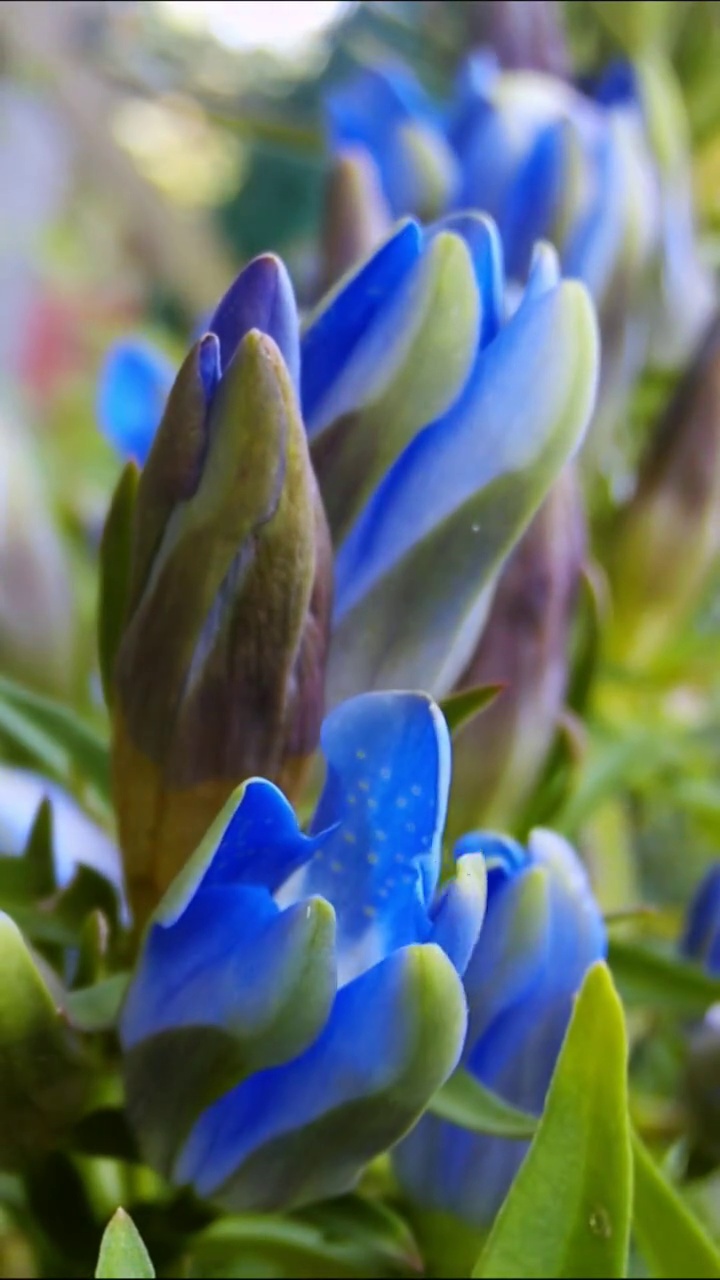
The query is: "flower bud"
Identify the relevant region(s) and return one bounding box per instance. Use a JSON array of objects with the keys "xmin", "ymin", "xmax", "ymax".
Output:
[
  {"xmin": 447, "ymin": 467, "xmax": 585, "ymax": 837},
  {"xmin": 108, "ymin": 256, "xmax": 332, "ymax": 919}
]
